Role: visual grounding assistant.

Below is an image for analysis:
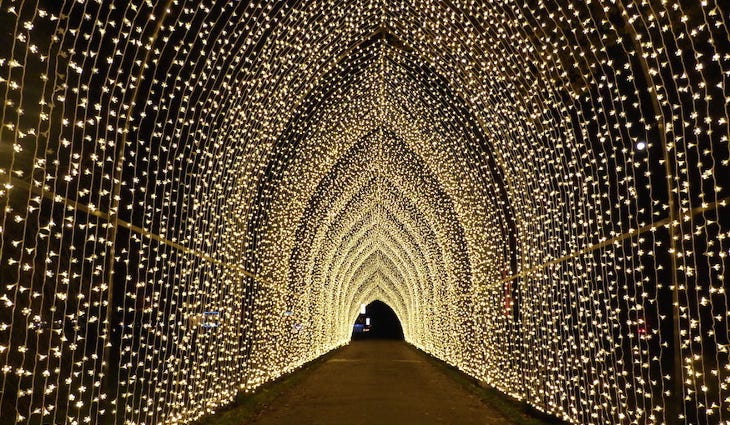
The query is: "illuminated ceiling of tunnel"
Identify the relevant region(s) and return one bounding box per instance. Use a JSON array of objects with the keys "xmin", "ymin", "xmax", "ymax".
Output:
[{"xmin": 0, "ymin": 0, "xmax": 729, "ymax": 424}]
